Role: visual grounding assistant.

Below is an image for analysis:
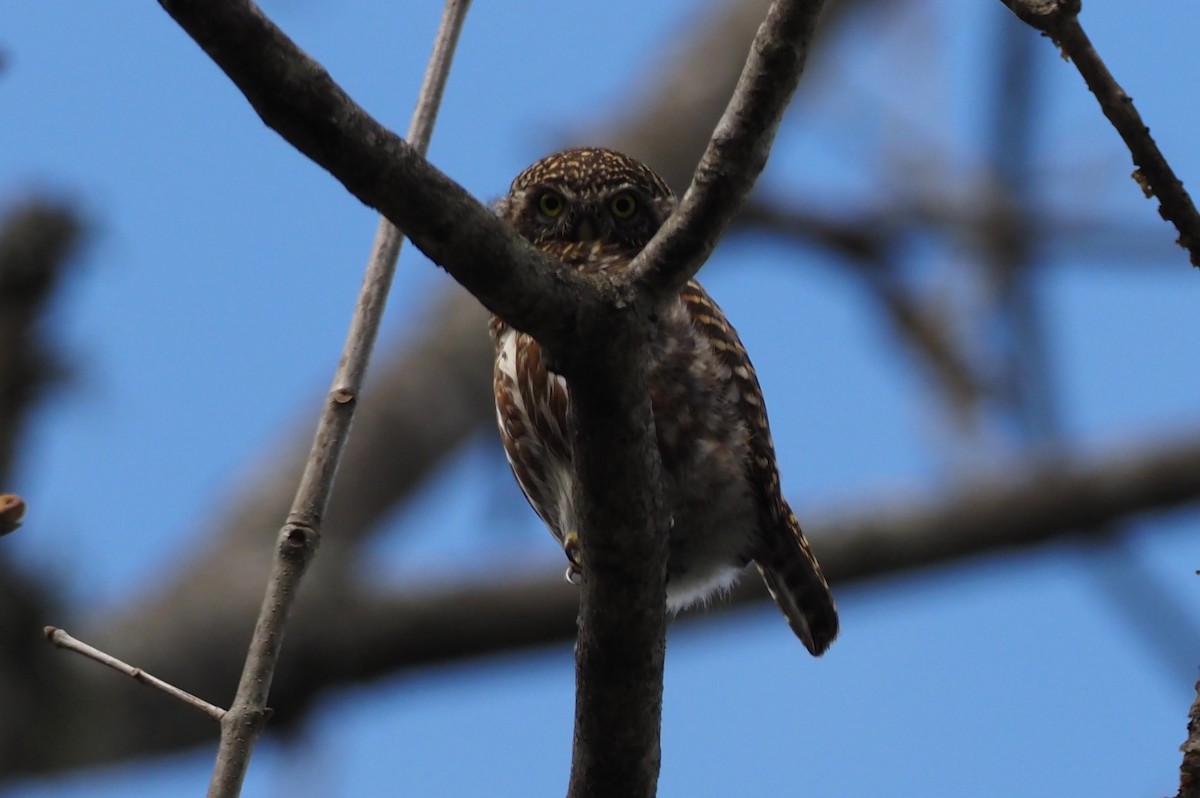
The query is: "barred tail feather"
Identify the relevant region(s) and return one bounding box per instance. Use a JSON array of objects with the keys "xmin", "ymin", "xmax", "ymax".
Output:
[{"xmin": 756, "ymin": 539, "xmax": 839, "ymax": 656}]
